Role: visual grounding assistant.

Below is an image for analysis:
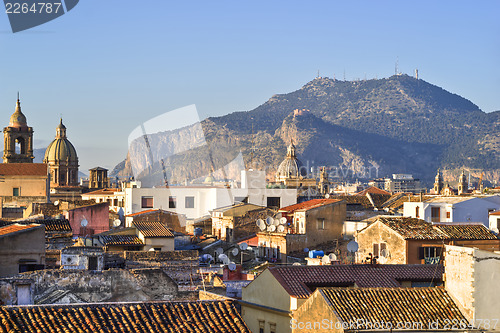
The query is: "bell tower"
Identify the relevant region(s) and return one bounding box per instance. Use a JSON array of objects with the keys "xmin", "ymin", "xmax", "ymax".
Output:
[
  {"xmin": 458, "ymin": 169, "xmax": 468, "ymax": 195},
  {"xmin": 3, "ymin": 96, "xmax": 34, "ymax": 163},
  {"xmin": 433, "ymin": 169, "xmax": 443, "ymax": 194}
]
